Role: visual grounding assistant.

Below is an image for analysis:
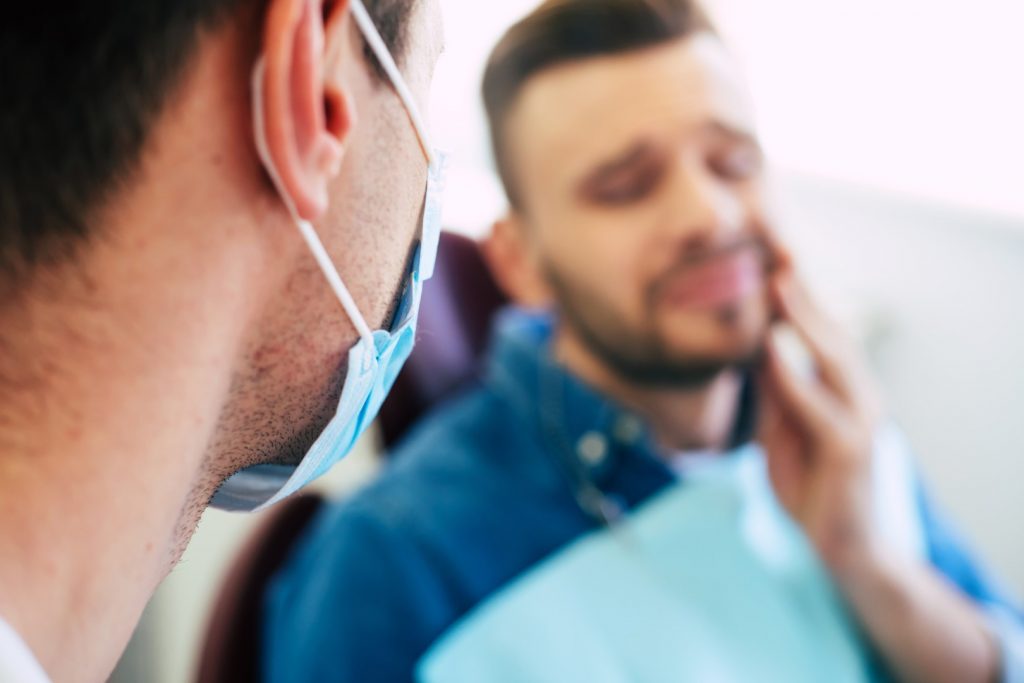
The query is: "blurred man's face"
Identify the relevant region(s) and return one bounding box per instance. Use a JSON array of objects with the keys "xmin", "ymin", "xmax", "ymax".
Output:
[{"xmin": 506, "ymin": 34, "xmax": 772, "ymax": 387}]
